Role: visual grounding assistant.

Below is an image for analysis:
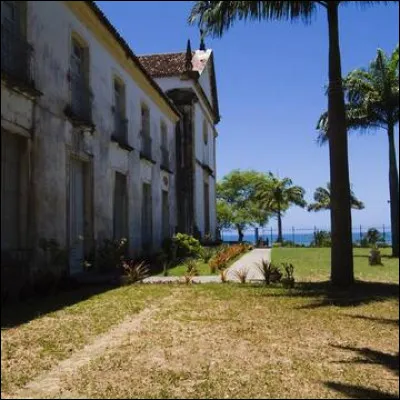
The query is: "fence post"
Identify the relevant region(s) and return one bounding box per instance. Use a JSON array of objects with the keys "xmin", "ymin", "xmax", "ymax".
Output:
[
  {"xmin": 359, "ymin": 224, "xmax": 362, "ymax": 243},
  {"xmin": 270, "ymin": 227, "xmax": 273, "ymax": 245},
  {"xmin": 292, "ymin": 226, "xmax": 295, "ymax": 245},
  {"xmin": 383, "ymin": 224, "xmax": 386, "ymax": 242}
]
